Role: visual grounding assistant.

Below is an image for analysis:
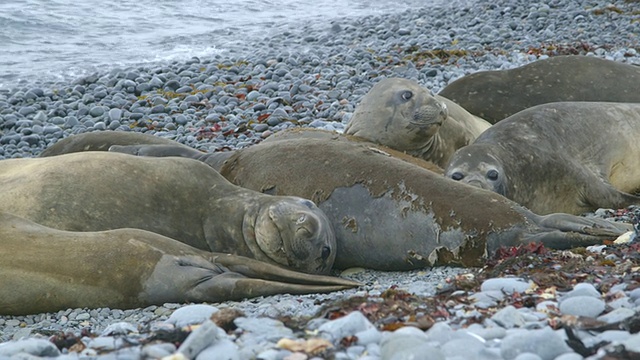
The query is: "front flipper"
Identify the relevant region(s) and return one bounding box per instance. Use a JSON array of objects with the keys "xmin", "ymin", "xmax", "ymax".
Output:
[
  {"xmin": 147, "ymin": 253, "xmax": 361, "ymax": 304},
  {"xmin": 535, "ymin": 213, "xmax": 633, "ymax": 236},
  {"xmin": 109, "ymin": 144, "xmax": 203, "ymax": 158},
  {"xmin": 580, "ymin": 177, "xmax": 640, "ymax": 214},
  {"xmin": 109, "ymin": 144, "xmax": 234, "ymax": 172},
  {"xmin": 521, "ymin": 212, "xmax": 634, "ymax": 249}
]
